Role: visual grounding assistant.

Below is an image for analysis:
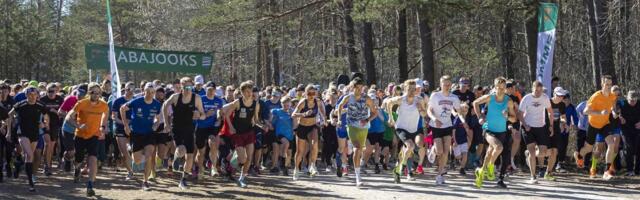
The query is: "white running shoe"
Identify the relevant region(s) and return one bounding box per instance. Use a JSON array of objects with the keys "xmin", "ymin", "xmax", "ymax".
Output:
[
  {"xmin": 435, "ymin": 175, "xmax": 445, "ymax": 185},
  {"xmin": 528, "ymin": 177, "xmax": 538, "ymax": 184},
  {"xmin": 211, "ymin": 168, "xmax": 219, "ymax": 177},
  {"xmin": 293, "ymin": 169, "xmax": 299, "ymax": 181}
]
